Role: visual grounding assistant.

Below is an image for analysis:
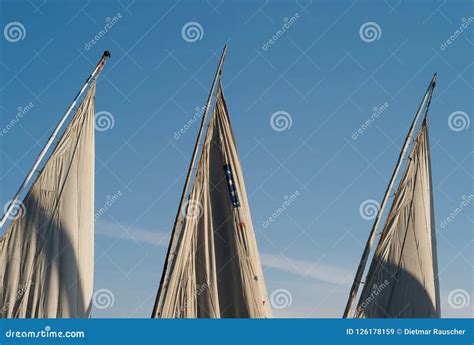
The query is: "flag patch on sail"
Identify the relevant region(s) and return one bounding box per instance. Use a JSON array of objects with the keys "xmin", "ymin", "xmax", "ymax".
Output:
[{"xmin": 223, "ymin": 164, "xmax": 240, "ymax": 208}]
